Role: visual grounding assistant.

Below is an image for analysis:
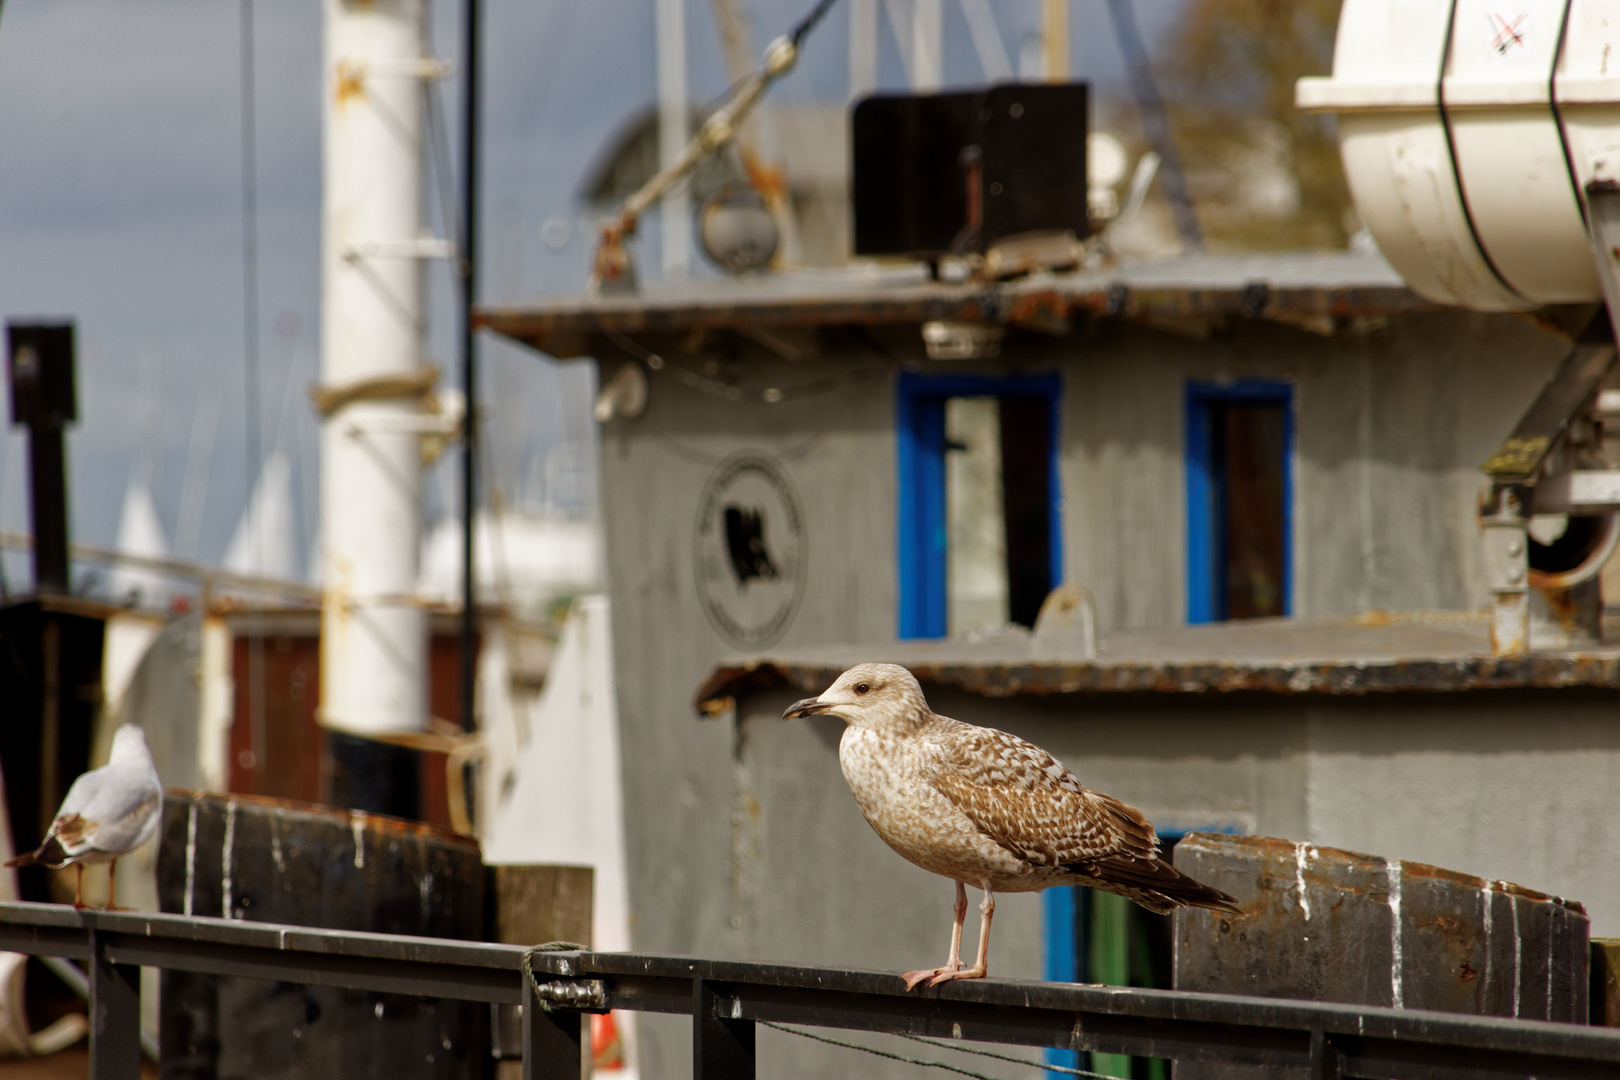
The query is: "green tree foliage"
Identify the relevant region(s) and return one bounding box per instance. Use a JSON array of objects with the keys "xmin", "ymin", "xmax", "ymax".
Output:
[{"xmin": 1159, "ymin": 0, "xmax": 1352, "ymax": 251}]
